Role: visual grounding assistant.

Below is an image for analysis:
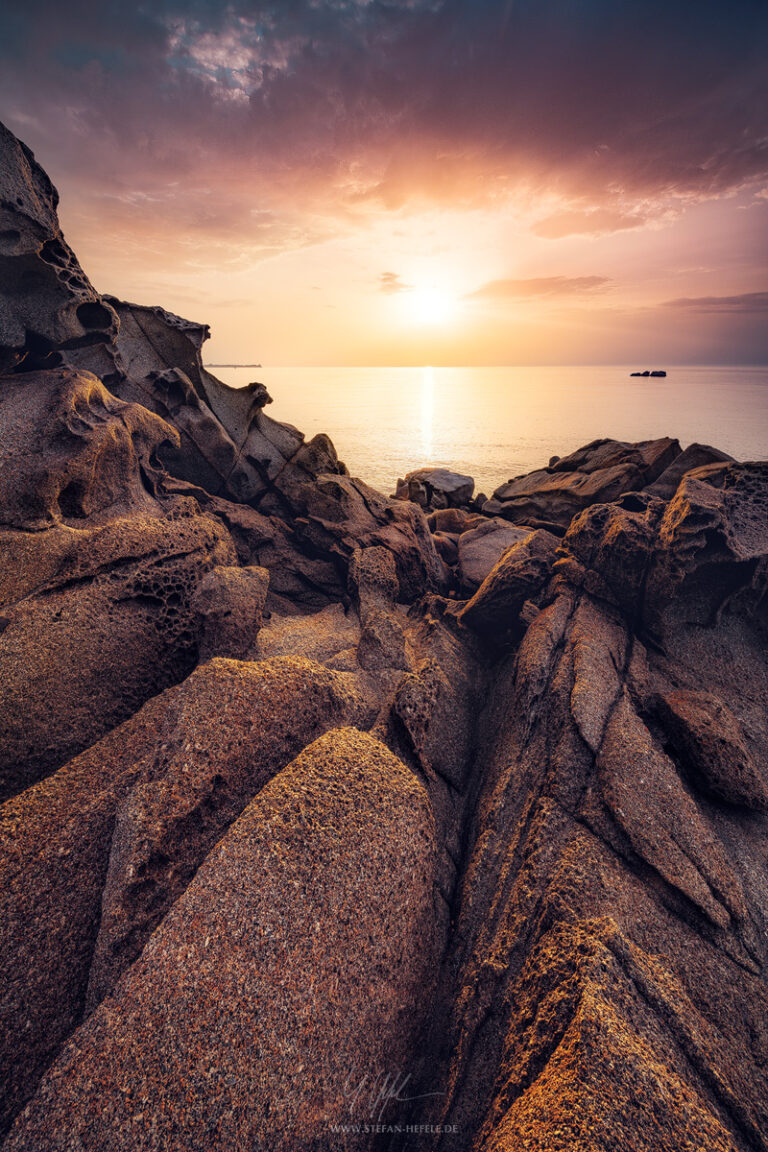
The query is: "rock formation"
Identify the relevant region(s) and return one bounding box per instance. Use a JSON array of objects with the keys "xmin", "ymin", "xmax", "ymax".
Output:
[{"xmin": 1, "ymin": 121, "xmax": 767, "ymax": 1152}]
